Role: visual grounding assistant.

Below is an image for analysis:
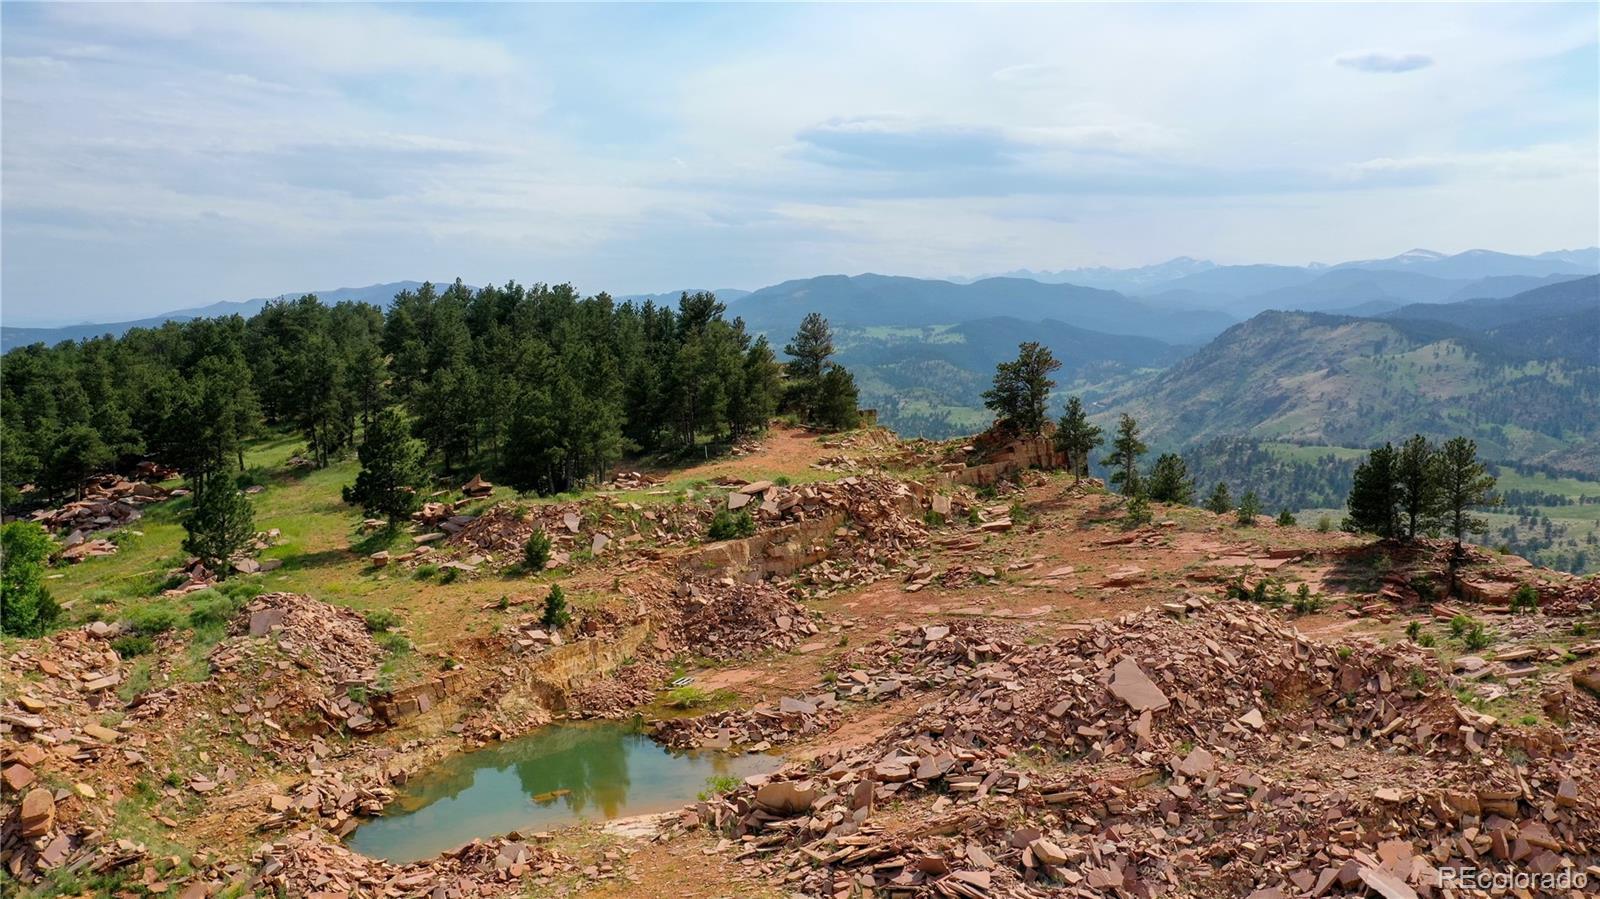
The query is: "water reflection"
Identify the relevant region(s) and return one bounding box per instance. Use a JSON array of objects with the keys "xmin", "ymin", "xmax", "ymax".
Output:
[{"xmin": 346, "ymin": 721, "xmax": 776, "ymax": 863}]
